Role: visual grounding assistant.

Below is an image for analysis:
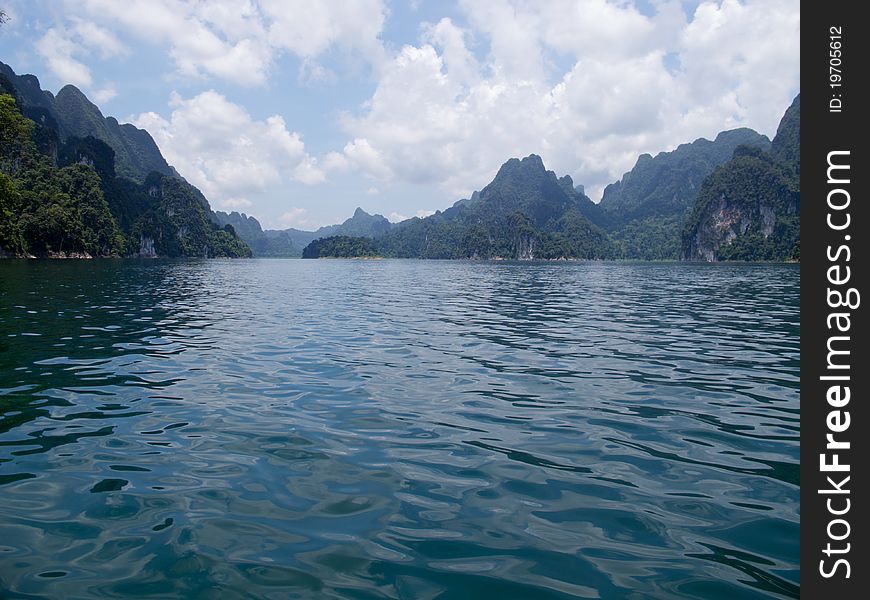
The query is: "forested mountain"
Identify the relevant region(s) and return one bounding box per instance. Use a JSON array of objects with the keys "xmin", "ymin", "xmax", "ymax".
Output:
[
  {"xmin": 303, "ymin": 96, "xmax": 799, "ymax": 263},
  {"xmin": 599, "ymin": 128, "xmax": 771, "ymax": 259},
  {"xmin": 212, "ymin": 211, "xmax": 299, "ymax": 257},
  {"xmin": 0, "ymin": 61, "xmax": 249, "ymax": 258},
  {"xmin": 682, "ymin": 95, "xmax": 800, "ymax": 261},
  {"xmin": 0, "ymin": 61, "xmax": 172, "ymax": 182},
  {"xmin": 215, "ymin": 206, "xmax": 392, "ymax": 257},
  {"xmin": 347, "ymin": 155, "xmax": 617, "ymax": 259}
]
